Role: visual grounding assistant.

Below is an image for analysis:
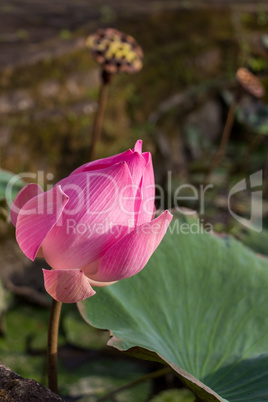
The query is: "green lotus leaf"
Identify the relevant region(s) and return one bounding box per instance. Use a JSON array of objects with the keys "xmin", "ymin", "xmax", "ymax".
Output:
[
  {"xmin": 233, "ymin": 225, "xmax": 268, "ymax": 256},
  {"xmin": 78, "ymin": 216, "xmax": 268, "ymax": 402},
  {"xmin": 261, "ymin": 35, "xmax": 268, "ymax": 52},
  {"xmin": 0, "ymin": 169, "xmax": 25, "ymax": 203},
  {"xmin": 236, "ymin": 102, "xmax": 268, "ymax": 135},
  {"xmin": 221, "ymin": 89, "xmax": 268, "ymax": 135}
]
